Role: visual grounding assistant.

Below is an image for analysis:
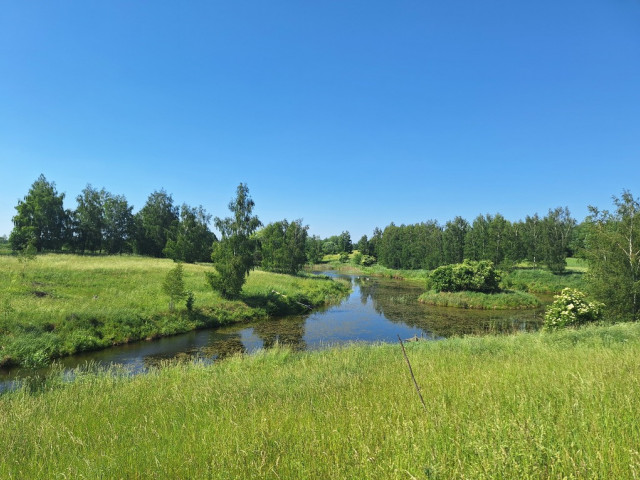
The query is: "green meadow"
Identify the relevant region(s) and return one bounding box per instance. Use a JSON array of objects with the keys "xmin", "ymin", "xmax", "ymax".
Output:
[
  {"xmin": 0, "ymin": 254, "xmax": 349, "ymax": 367},
  {"xmin": 2, "ymin": 322, "xmax": 640, "ymax": 479}
]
